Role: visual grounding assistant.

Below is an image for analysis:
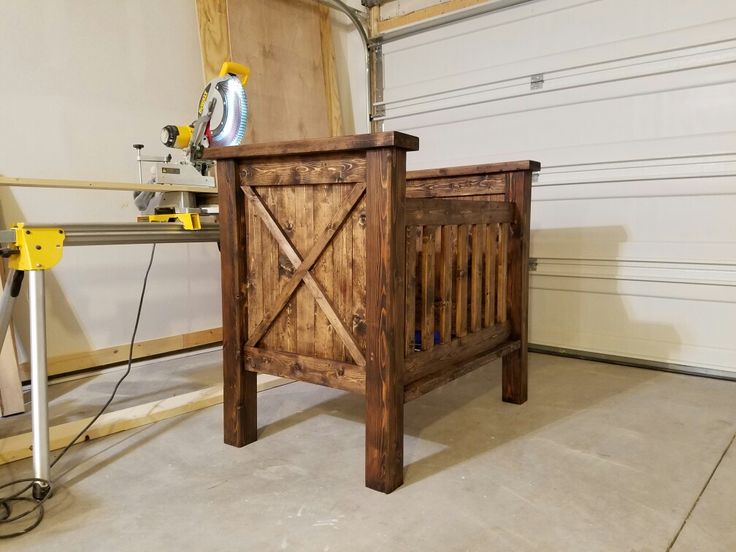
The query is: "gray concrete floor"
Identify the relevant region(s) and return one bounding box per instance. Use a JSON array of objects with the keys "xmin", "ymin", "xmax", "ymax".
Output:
[{"xmin": 1, "ymin": 352, "xmax": 735, "ymax": 551}]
